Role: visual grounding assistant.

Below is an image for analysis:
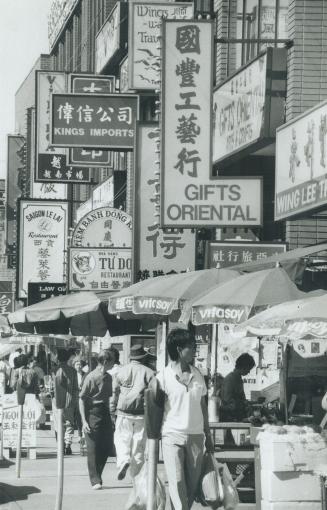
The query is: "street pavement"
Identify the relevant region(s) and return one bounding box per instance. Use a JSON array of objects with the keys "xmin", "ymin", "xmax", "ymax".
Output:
[{"xmin": 0, "ymin": 429, "xmax": 203, "ymax": 510}]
